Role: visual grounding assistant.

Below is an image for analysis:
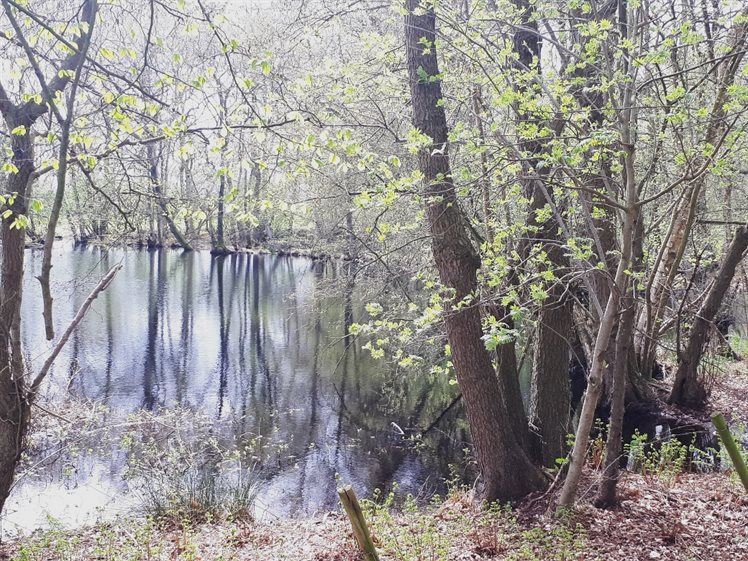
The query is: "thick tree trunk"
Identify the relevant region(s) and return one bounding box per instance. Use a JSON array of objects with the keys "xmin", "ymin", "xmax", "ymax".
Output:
[
  {"xmin": 471, "ymin": 60, "xmax": 528, "ymax": 448},
  {"xmin": 669, "ymin": 226, "xmax": 748, "ymax": 406},
  {"xmin": 490, "ymin": 308, "xmax": 533, "ymax": 454},
  {"xmin": 5, "ymin": 0, "xmax": 97, "ymax": 342},
  {"xmin": 530, "ymin": 299, "xmax": 573, "ymax": 465},
  {"xmin": 0, "ymin": 148, "xmax": 31, "ymax": 515},
  {"xmin": 404, "ymin": 0, "xmax": 544, "ymax": 501},
  {"xmin": 0, "ymin": 0, "xmax": 104, "ymax": 514},
  {"xmin": 509, "ymin": 0, "xmax": 574, "ymax": 466}
]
